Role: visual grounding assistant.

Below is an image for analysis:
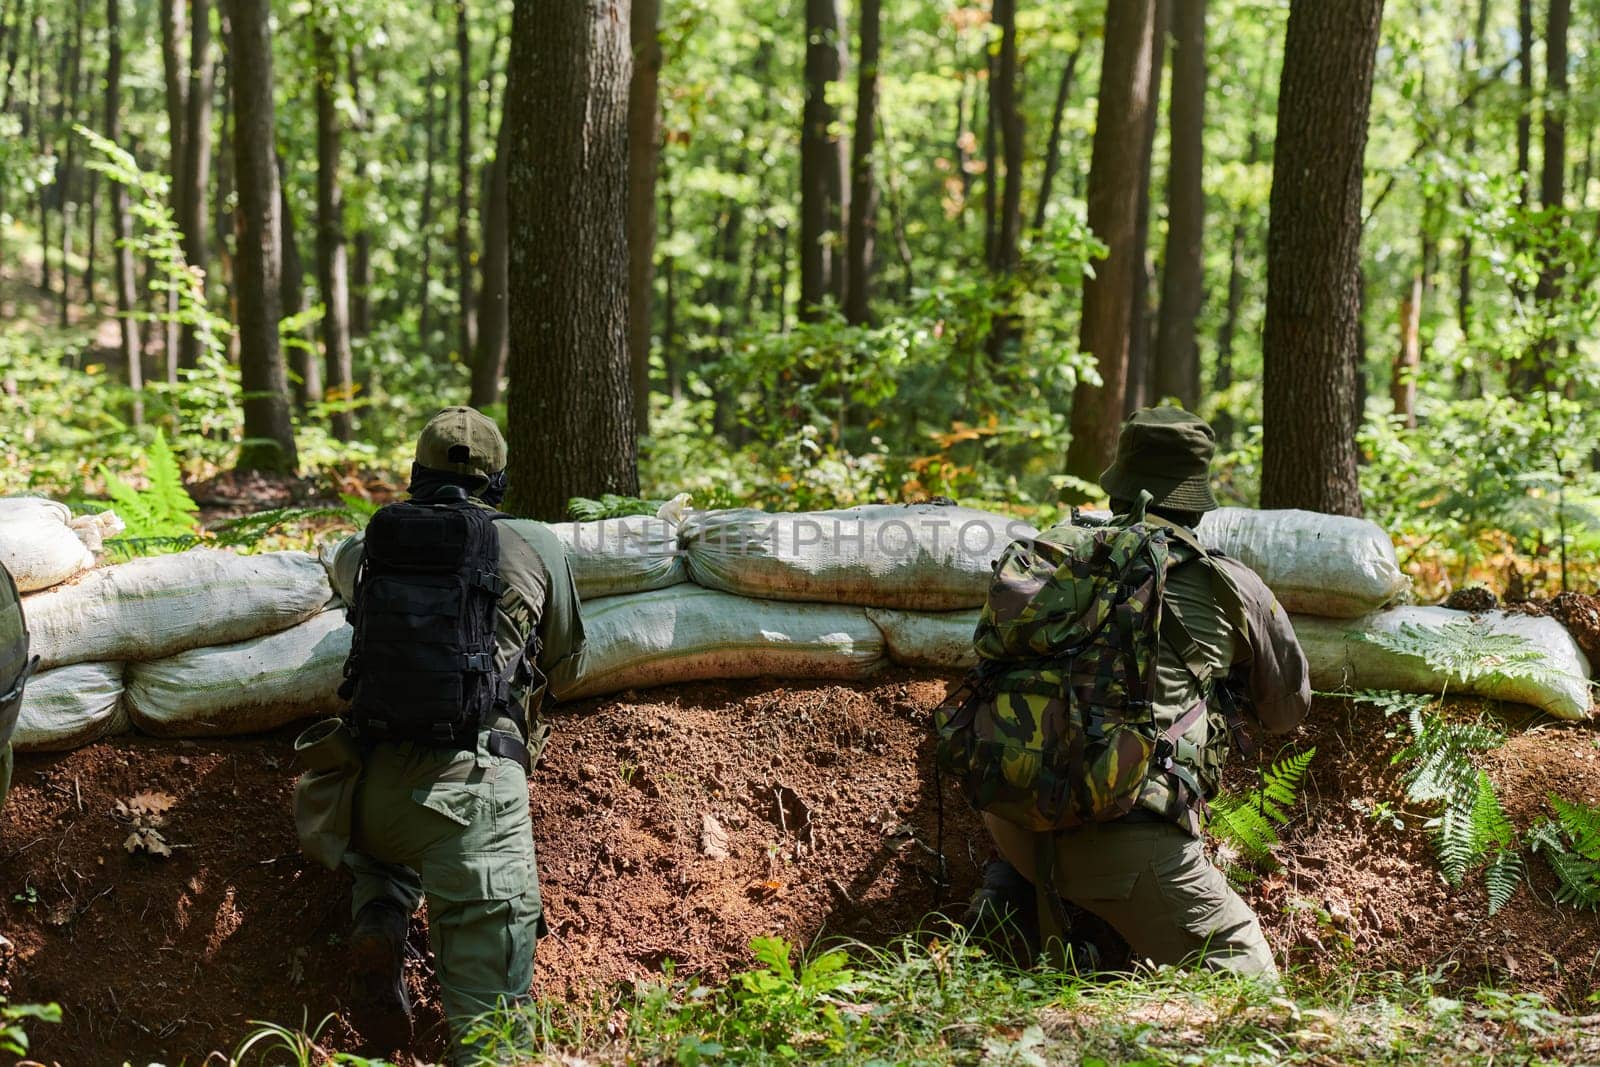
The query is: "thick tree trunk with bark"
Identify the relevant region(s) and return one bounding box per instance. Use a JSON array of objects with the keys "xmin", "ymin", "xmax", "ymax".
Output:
[
  {"xmin": 455, "ymin": 0, "xmax": 475, "ymax": 359},
  {"xmin": 277, "ymin": 153, "xmax": 320, "ymax": 410},
  {"xmin": 469, "ymin": 113, "xmax": 508, "ymax": 409},
  {"xmin": 1125, "ymin": 0, "xmax": 1167, "ymax": 414},
  {"xmin": 314, "ymin": 19, "xmax": 354, "ymax": 442},
  {"xmin": 105, "ymin": 0, "xmax": 142, "ymax": 424},
  {"xmin": 1065, "ymin": 0, "xmax": 1157, "ymax": 485},
  {"xmin": 224, "ymin": 0, "xmax": 297, "ymax": 471},
  {"xmin": 504, "ymin": 0, "xmax": 639, "ymax": 520},
  {"xmin": 177, "ymin": 0, "xmax": 214, "ymax": 370},
  {"xmin": 799, "ymin": 0, "xmax": 846, "ymax": 319},
  {"xmin": 1152, "ymin": 0, "xmax": 1205, "ymax": 410},
  {"xmin": 843, "ymin": 0, "xmax": 880, "ymax": 325},
  {"xmin": 626, "ymin": 0, "xmax": 661, "ymax": 434},
  {"xmin": 1032, "ymin": 46, "xmax": 1079, "ymax": 232},
  {"xmin": 1260, "ymin": 0, "xmax": 1385, "ymax": 516}
]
